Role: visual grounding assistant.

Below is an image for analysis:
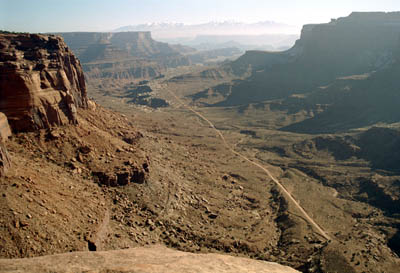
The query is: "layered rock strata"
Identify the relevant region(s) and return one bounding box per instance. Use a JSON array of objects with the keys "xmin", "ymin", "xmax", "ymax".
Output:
[
  {"xmin": 56, "ymin": 31, "xmax": 191, "ymax": 82},
  {"xmin": 0, "ymin": 33, "xmax": 88, "ymax": 132},
  {"xmin": 212, "ymin": 12, "xmax": 400, "ymax": 106}
]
